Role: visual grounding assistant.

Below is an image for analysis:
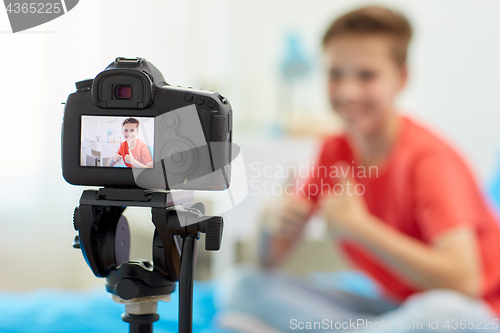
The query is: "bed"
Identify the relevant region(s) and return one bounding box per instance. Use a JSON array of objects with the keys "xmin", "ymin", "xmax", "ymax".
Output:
[{"xmin": 0, "ymin": 271, "xmax": 378, "ymax": 333}]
